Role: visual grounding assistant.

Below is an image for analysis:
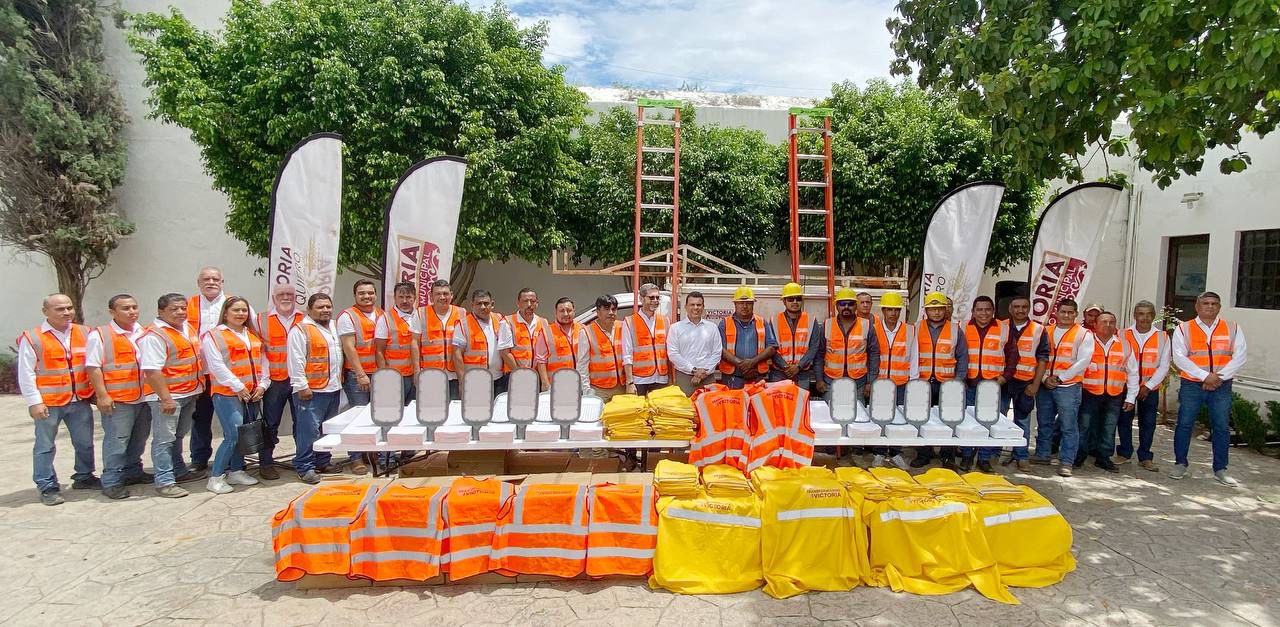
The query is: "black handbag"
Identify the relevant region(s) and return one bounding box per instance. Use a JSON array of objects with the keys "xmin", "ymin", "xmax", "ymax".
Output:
[{"xmin": 236, "ymin": 400, "xmax": 268, "ymax": 456}]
